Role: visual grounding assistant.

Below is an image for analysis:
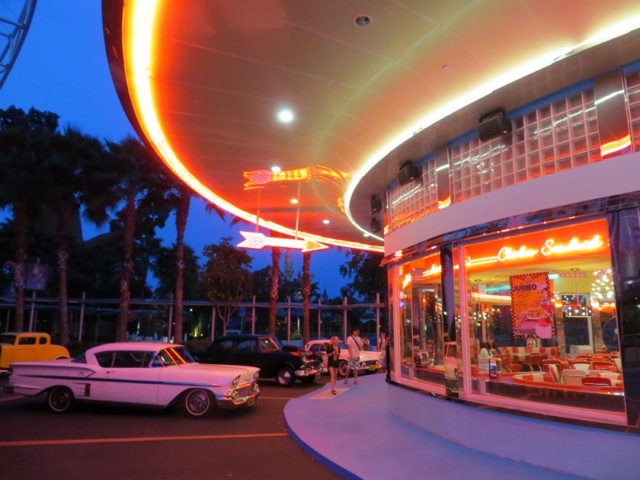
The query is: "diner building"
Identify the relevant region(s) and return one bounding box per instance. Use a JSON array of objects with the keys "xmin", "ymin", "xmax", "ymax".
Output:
[
  {"xmin": 103, "ymin": 2, "xmax": 640, "ymax": 475},
  {"xmin": 382, "ymin": 29, "xmax": 640, "ymax": 440}
]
